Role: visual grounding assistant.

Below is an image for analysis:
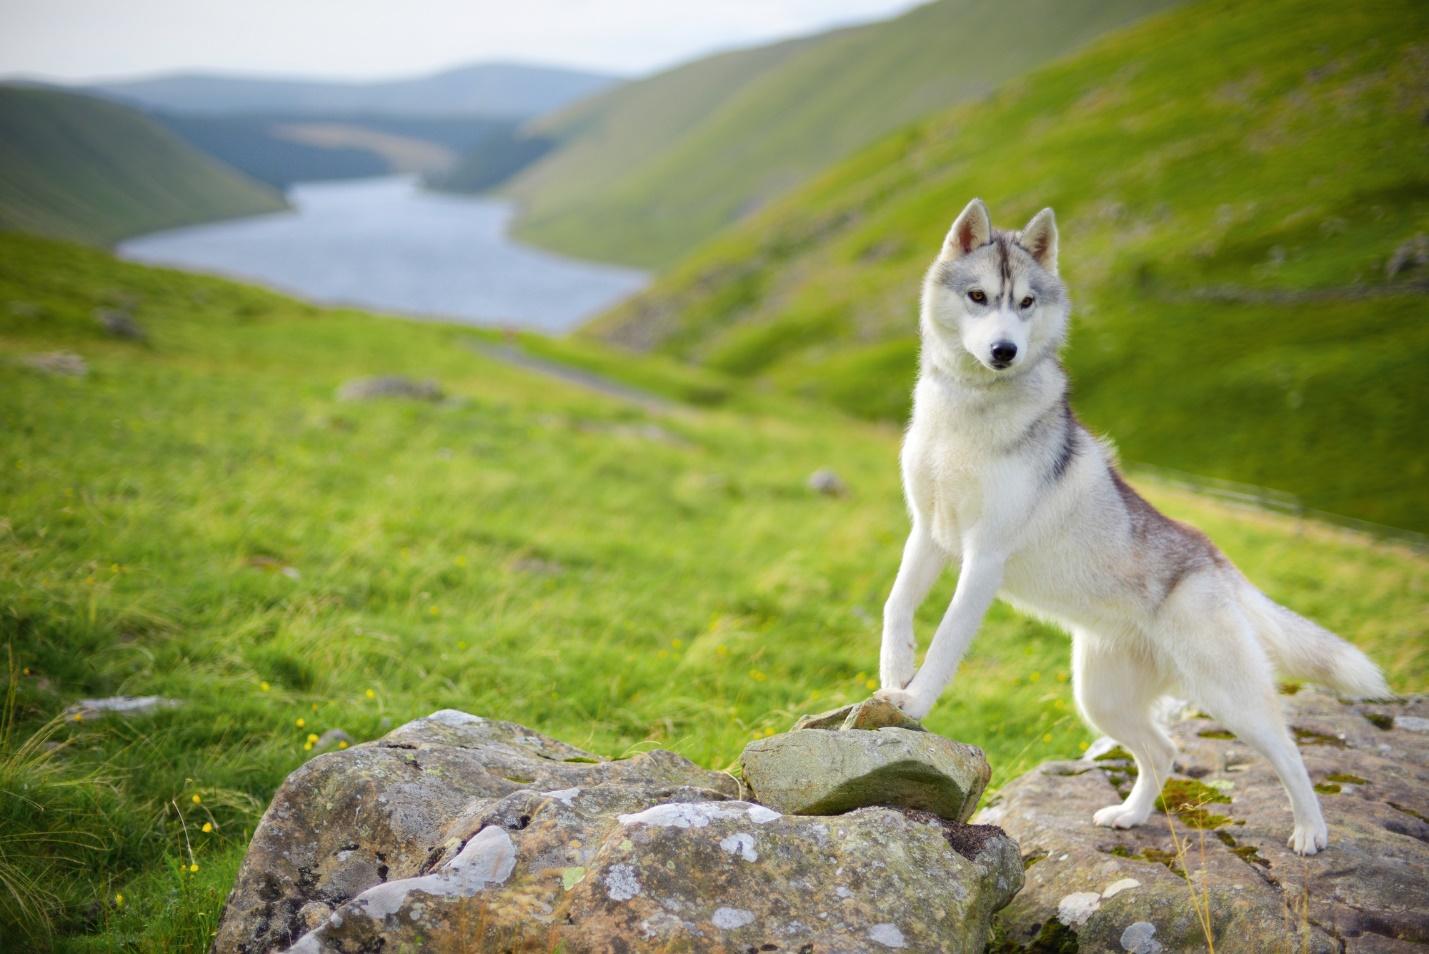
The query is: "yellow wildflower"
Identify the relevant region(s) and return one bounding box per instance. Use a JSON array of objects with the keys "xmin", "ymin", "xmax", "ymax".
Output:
[
  {"xmin": 306, "ymin": 733, "xmax": 319, "ymax": 744},
  {"xmin": 365, "ymin": 689, "xmax": 376, "ymax": 700},
  {"xmin": 115, "ymin": 892, "xmax": 124, "ymax": 907},
  {"xmin": 304, "ymin": 742, "xmax": 314, "ymax": 751},
  {"xmin": 202, "ymin": 822, "xmax": 213, "ymax": 833},
  {"xmin": 338, "ymin": 740, "xmax": 349, "ymax": 750},
  {"xmin": 189, "ymin": 863, "xmax": 199, "ymax": 873},
  {"xmin": 191, "ymin": 793, "xmax": 201, "ymax": 805},
  {"xmin": 72, "ymin": 712, "xmax": 83, "ymax": 722},
  {"xmin": 864, "ymin": 678, "xmax": 878, "ymax": 691},
  {"xmin": 1041, "ymin": 733, "xmax": 1053, "ymax": 743},
  {"xmin": 295, "ymin": 717, "xmax": 306, "ymax": 728},
  {"xmin": 259, "ymin": 681, "xmax": 270, "ymax": 692}
]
